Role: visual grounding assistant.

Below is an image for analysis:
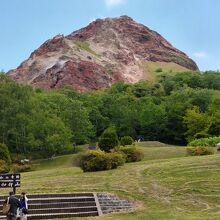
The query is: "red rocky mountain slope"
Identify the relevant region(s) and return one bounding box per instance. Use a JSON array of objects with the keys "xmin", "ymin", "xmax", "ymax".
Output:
[{"xmin": 8, "ymin": 16, "xmax": 198, "ymax": 91}]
